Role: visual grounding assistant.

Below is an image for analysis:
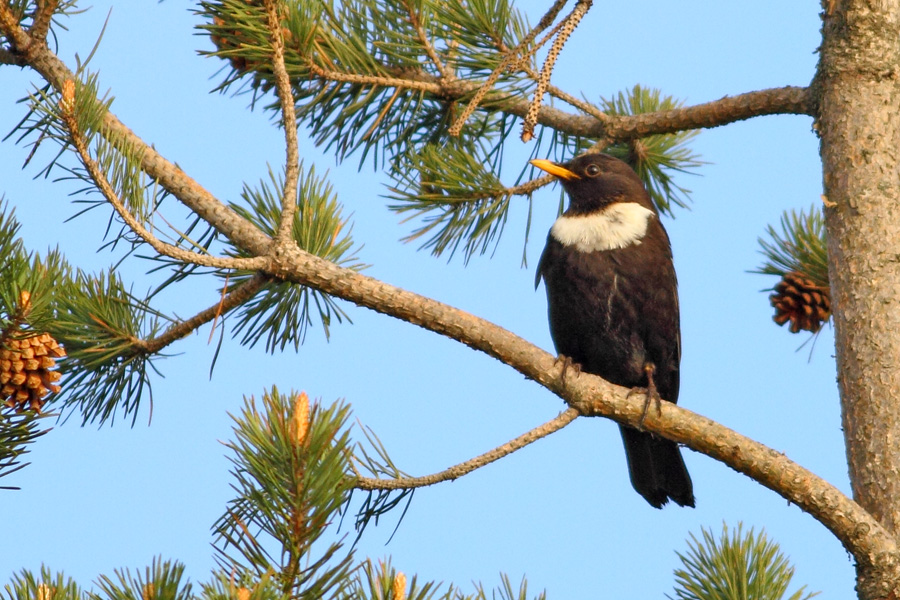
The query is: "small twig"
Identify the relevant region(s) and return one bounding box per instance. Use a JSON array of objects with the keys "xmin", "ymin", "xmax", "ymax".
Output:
[
  {"xmin": 509, "ymin": 172, "xmax": 557, "ymax": 197},
  {"xmin": 308, "ymin": 63, "xmax": 446, "ymax": 94},
  {"xmin": 447, "ymin": 0, "xmax": 571, "ymax": 137},
  {"xmin": 355, "ymin": 408, "xmax": 579, "ymax": 490},
  {"xmin": 264, "ymin": 0, "xmax": 301, "ymax": 245},
  {"xmin": 522, "ymin": 0, "xmax": 593, "ymax": 142},
  {"xmin": 57, "ymin": 80, "xmax": 267, "ymax": 272},
  {"xmin": 402, "ymin": 0, "xmax": 454, "ymax": 81},
  {"xmin": 143, "ymin": 273, "xmax": 268, "ymax": 355},
  {"xmin": 29, "ymin": 0, "xmax": 58, "ymax": 42}
]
